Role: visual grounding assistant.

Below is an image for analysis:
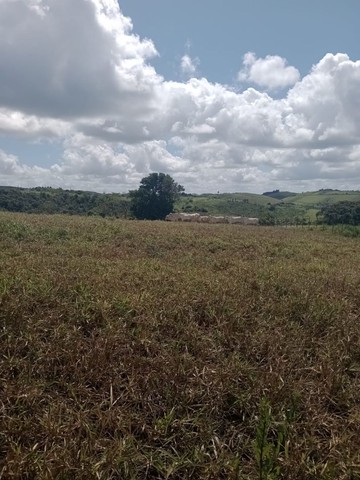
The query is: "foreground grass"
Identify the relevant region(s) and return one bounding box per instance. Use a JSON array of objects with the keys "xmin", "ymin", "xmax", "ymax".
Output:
[{"xmin": 1, "ymin": 212, "xmax": 360, "ymax": 479}]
